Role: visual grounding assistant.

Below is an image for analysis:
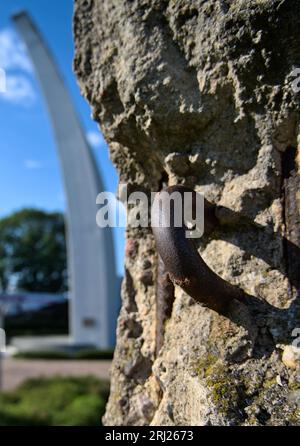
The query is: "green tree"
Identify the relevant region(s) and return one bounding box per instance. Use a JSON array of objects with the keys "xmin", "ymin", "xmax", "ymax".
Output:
[{"xmin": 0, "ymin": 209, "xmax": 67, "ymax": 293}]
